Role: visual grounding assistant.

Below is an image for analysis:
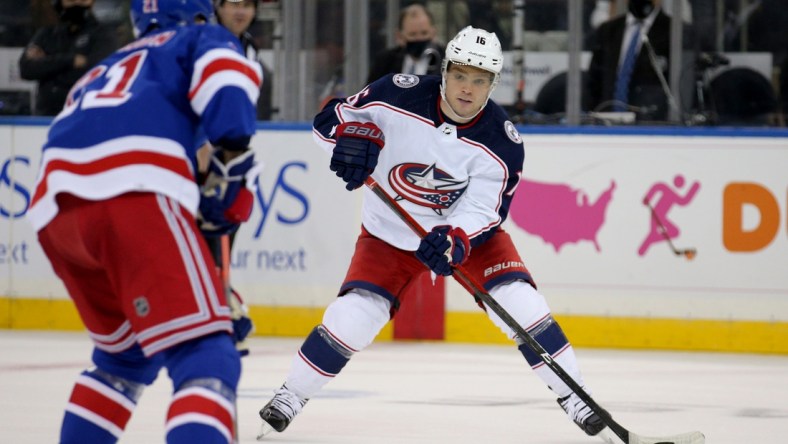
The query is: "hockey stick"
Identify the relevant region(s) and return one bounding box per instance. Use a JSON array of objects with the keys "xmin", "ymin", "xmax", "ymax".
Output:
[
  {"xmin": 645, "ymin": 202, "xmax": 697, "ymax": 260},
  {"xmin": 365, "ymin": 177, "xmax": 704, "ymax": 444},
  {"xmin": 220, "ymin": 234, "xmax": 241, "ymax": 444}
]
